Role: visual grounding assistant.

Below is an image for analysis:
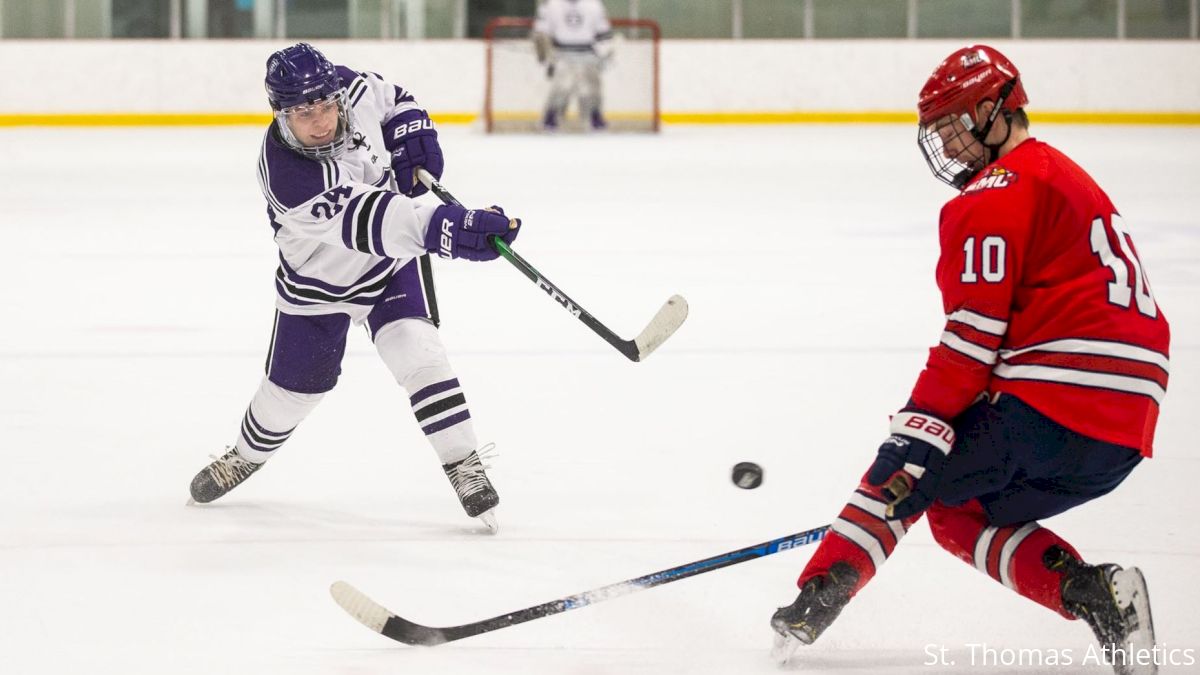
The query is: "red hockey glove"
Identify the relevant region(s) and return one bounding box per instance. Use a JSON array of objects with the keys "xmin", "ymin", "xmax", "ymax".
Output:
[{"xmin": 865, "ymin": 410, "xmax": 955, "ymax": 520}]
